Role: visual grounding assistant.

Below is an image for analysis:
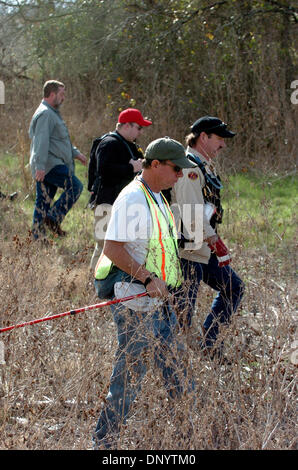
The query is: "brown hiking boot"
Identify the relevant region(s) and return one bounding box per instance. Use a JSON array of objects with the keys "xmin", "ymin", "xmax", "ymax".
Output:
[
  {"xmin": 9, "ymin": 192, "xmax": 18, "ymax": 201},
  {"xmin": 0, "ymin": 191, "xmax": 18, "ymax": 201},
  {"xmin": 44, "ymin": 216, "xmax": 66, "ymax": 237}
]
